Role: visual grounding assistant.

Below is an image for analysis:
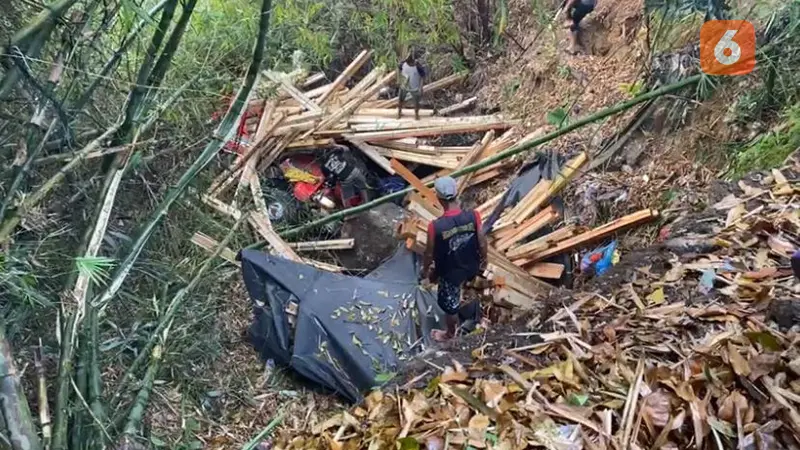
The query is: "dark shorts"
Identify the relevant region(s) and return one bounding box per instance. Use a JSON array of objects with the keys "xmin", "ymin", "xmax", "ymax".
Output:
[
  {"xmin": 399, "ymin": 88, "xmax": 422, "ymax": 105},
  {"xmin": 437, "ymin": 279, "xmax": 462, "ymax": 315},
  {"xmin": 570, "ymin": 2, "xmax": 594, "ymax": 31}
]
